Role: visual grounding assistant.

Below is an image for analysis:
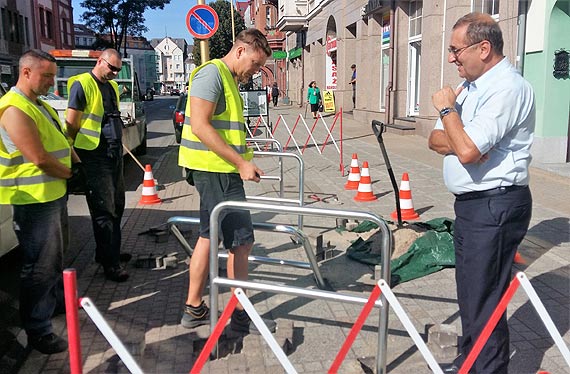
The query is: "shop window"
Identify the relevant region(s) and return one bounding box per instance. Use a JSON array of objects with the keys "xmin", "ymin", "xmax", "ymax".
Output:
[{"xmin": 473, "ymin": 0, "xmax": 500, "ymax": 19}]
